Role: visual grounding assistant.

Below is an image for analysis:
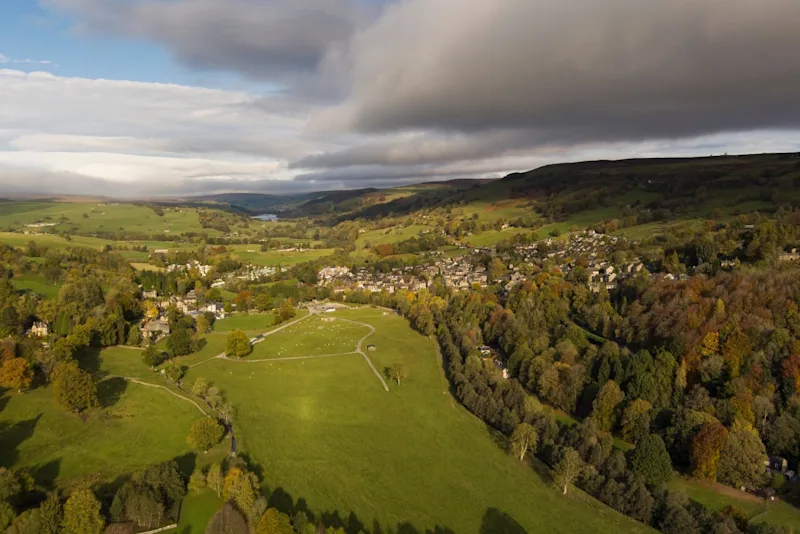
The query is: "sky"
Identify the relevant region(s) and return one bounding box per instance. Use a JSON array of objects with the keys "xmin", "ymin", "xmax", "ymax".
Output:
[{"xmin": 1, "ymin": 0, "xmax": 800, "ymax": 198}]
